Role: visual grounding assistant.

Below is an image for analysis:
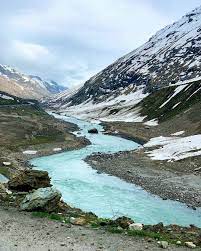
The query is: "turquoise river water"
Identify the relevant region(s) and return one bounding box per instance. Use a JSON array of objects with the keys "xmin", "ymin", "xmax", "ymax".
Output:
[{"xmin": 31, "ymin": 113, "xmax": 201, "ymax": 227}]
